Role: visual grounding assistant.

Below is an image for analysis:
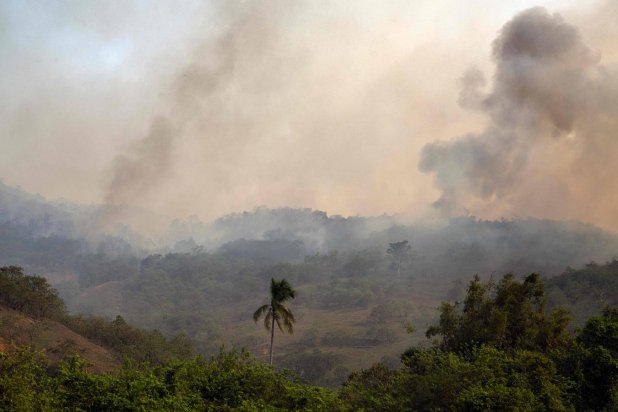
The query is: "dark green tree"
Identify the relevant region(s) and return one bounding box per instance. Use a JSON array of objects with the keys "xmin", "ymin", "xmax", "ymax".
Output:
[
  {"xmin": 0, "ymin": 266, "xmax": 66, "ymax": 320},
  {"xmin": 556, "ymin": 306, "xmax": 618, "ymax": 411},
  {"xmin": 253, "ymin": 278, "xmax": 296, "ymax": 365},
  {"xmin": 426, "ymin": 273, "xmax": 571, "ymax": 353}
]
